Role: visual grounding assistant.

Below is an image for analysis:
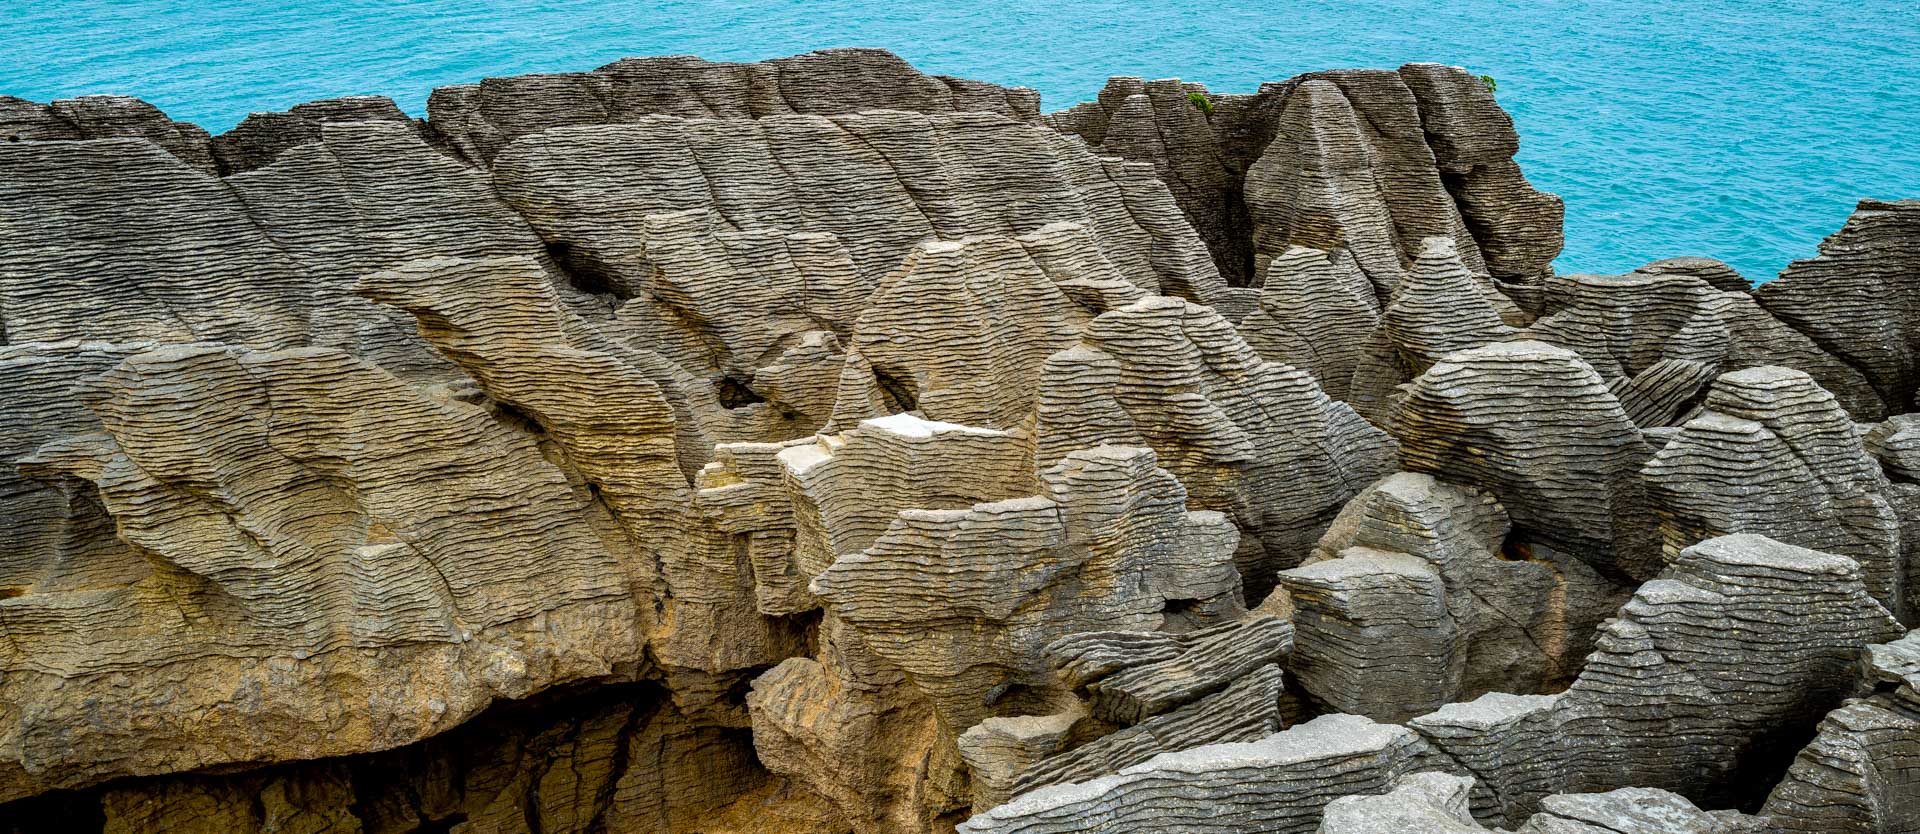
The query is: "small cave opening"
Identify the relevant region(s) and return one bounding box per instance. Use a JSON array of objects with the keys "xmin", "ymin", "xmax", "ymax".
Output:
[
  {"xmin": 543, "ymin": 240, "xmax": 631, "ymax": 300},
  {"xmin": 872, "ymin": 369, "xmax": 918, "ymax": 413},
  {"xmin": 714, "ymin": 376, "xmax": 766, "ymax": 410},
  {"xmin": 0, "ymin": 585, "xmax": 25, "ymax": 600}
]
